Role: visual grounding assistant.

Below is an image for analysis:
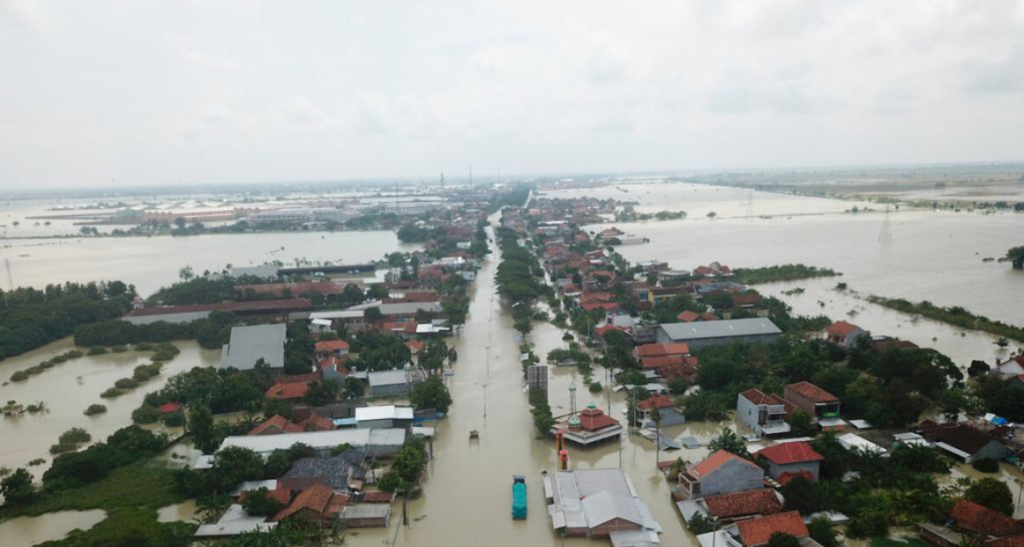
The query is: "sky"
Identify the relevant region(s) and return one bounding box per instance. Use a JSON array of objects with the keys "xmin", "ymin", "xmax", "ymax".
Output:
[{"xmin": 0, "ymin": 0, "xmax": 1022, "ymax": 189}]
